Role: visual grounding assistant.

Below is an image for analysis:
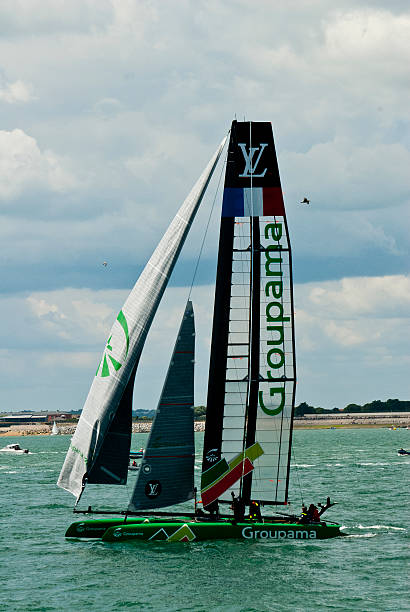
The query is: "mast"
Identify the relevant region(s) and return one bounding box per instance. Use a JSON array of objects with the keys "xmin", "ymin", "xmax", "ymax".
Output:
[{"xmin": 201, "ymin": 120, "xmax": 296, "ymax": 509}]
